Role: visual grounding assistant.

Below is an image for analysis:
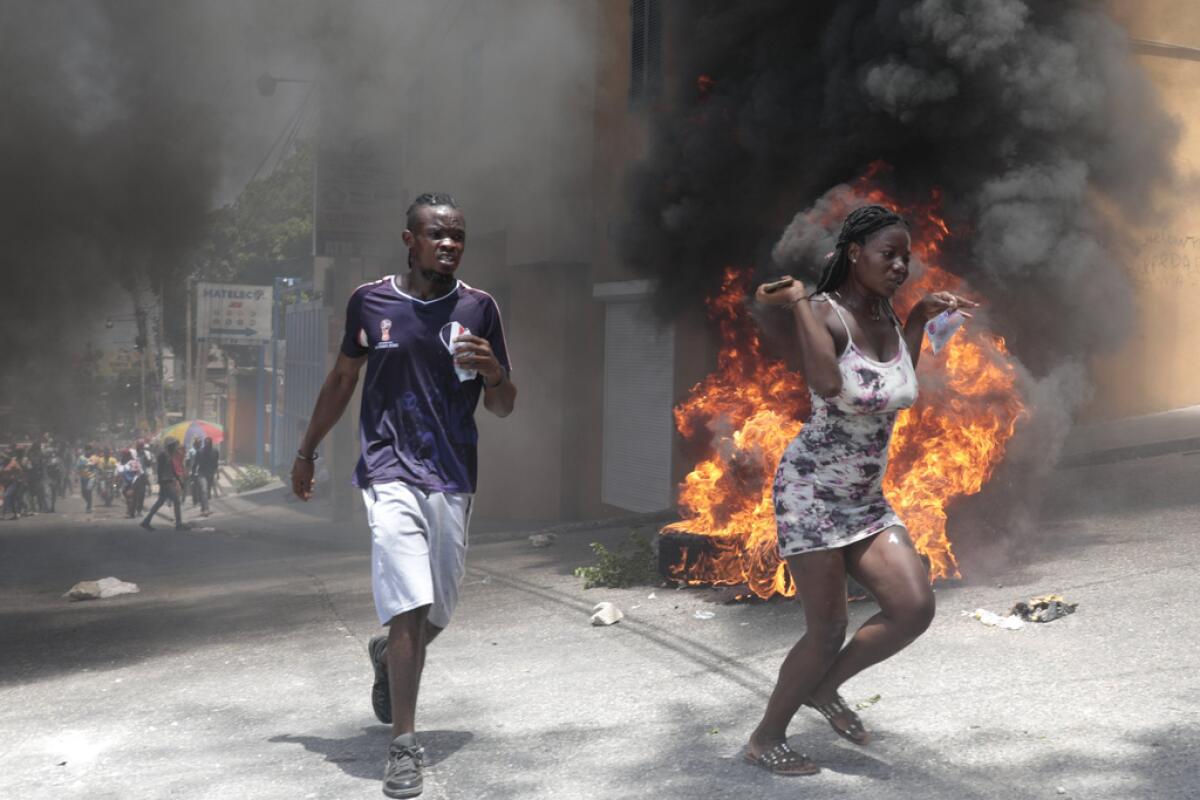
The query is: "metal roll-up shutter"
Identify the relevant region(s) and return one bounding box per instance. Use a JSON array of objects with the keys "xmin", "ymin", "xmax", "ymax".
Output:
[{"xmin": 600, "ymin": 295, "xmax": 674, "ymax": 512}]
